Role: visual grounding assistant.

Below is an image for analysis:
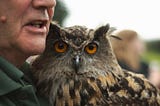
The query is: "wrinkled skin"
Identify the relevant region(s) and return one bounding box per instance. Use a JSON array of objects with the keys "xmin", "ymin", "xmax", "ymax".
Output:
[{"xmin": 0, "ymin": 0, "xmax": 56, "ymax": 67}]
